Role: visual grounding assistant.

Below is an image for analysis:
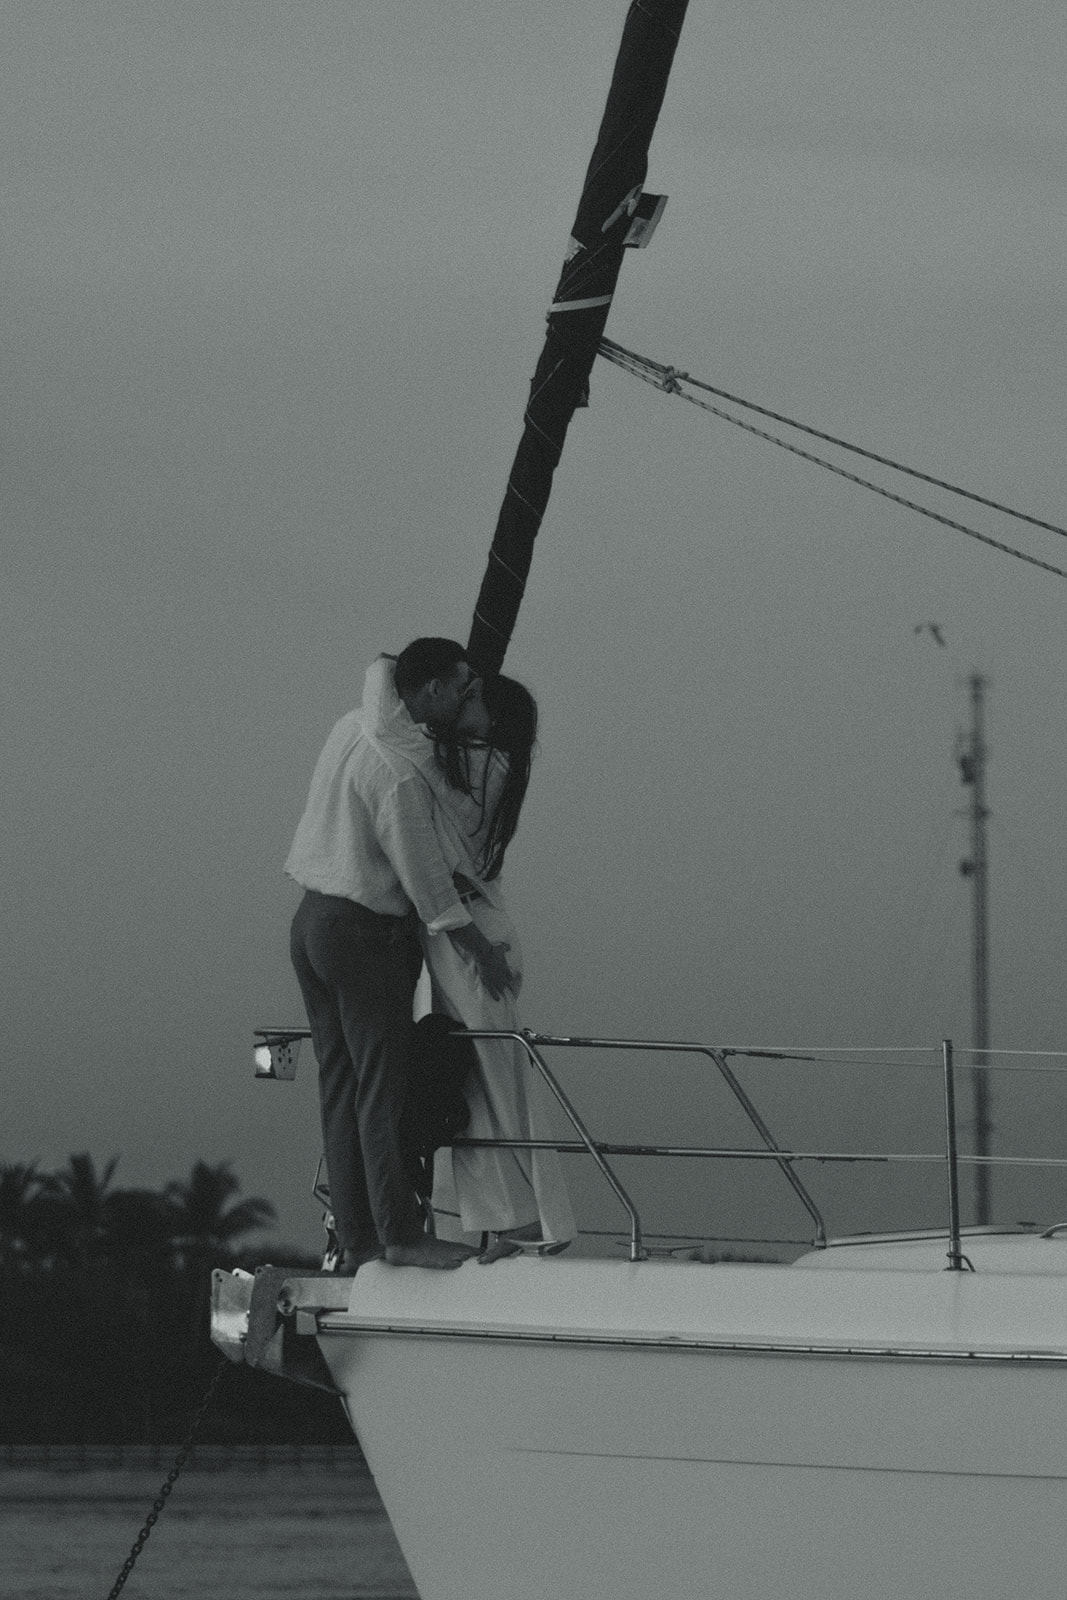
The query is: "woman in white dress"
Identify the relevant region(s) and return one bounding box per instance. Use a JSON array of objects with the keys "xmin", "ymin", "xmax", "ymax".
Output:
[{"xmin": 419, "ymin": 675, "xmax": 576, "ymax": 1255}]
